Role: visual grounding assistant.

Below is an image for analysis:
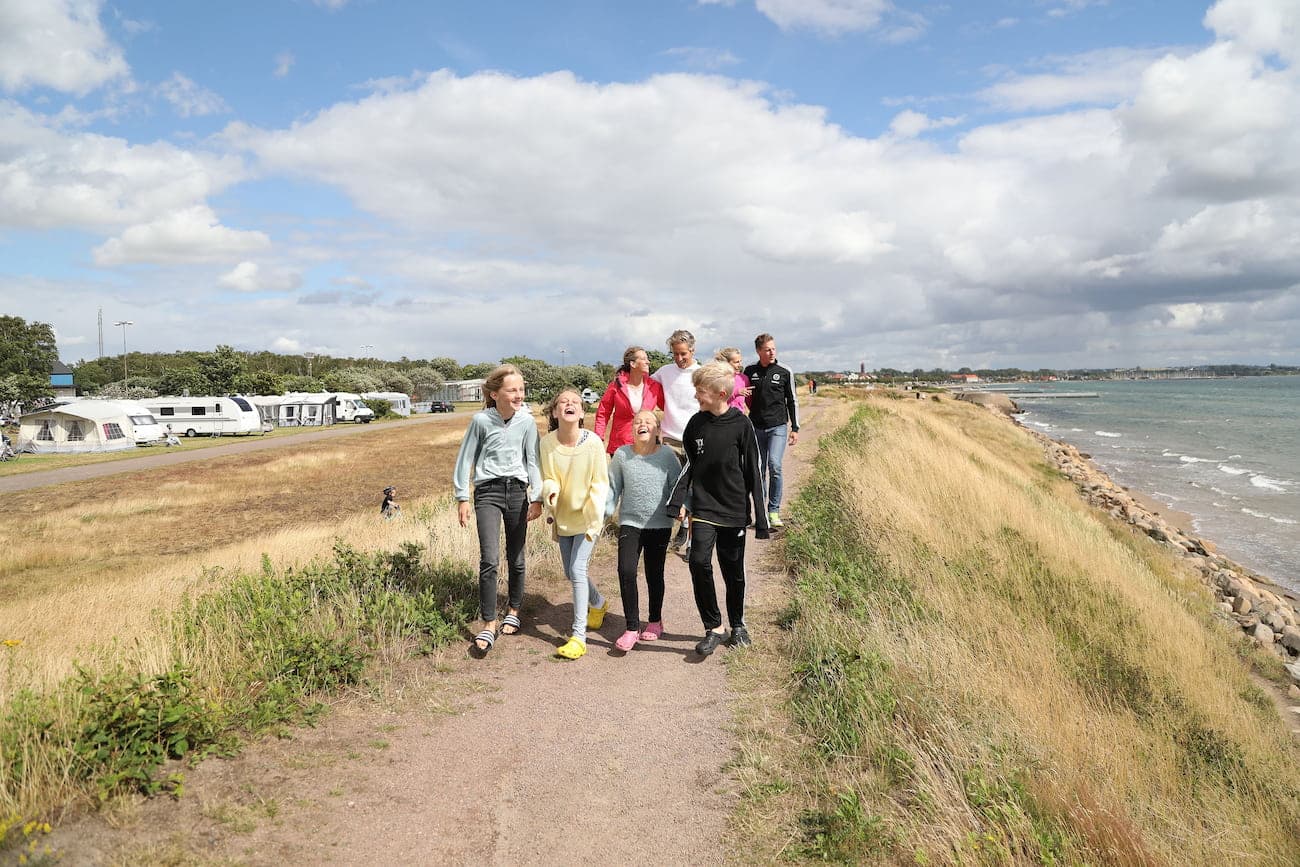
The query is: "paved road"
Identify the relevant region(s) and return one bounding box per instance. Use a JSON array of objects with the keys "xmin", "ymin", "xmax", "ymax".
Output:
[{"xmin": 0, "ymin": 413, "xmax": 462, "ymax": 494}]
